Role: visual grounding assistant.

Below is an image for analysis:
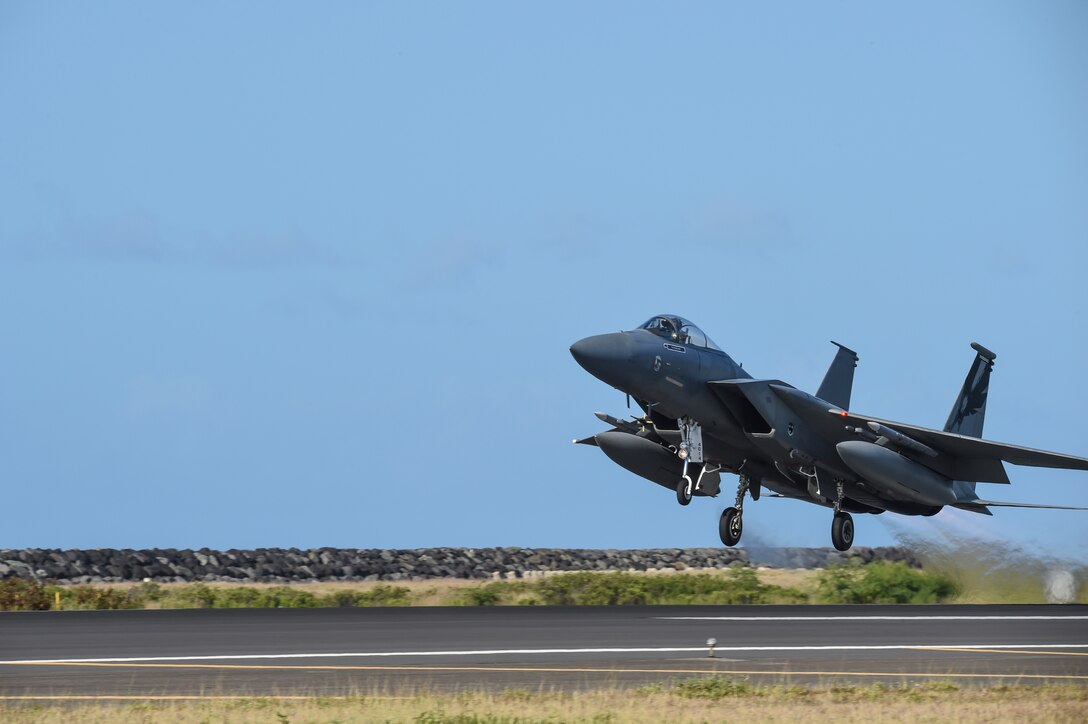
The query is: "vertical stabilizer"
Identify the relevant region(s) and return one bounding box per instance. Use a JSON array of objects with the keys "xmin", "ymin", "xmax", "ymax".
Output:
[
  {"xmin": 816, "ymin": 341, "xmax": 858, "ymax": 410},
  {"xmin": 944, "ymin": 342, "xmax": 996, "ymax": 438}
]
